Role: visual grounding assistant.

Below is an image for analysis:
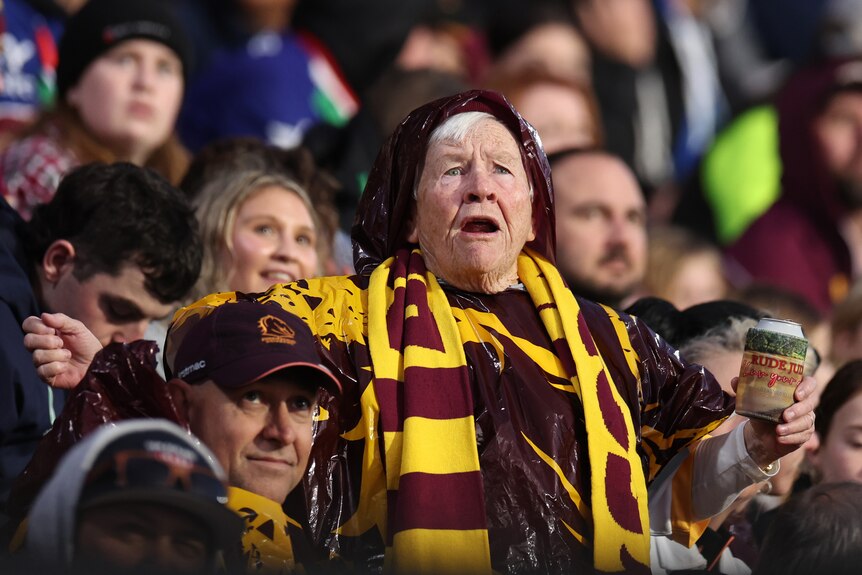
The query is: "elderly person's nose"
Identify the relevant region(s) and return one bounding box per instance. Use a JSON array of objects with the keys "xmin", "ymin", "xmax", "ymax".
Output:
[{"xmin": 463, "ymin": 170, "xmax": 497, "ymax": 203}]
